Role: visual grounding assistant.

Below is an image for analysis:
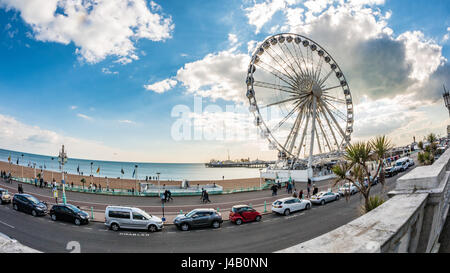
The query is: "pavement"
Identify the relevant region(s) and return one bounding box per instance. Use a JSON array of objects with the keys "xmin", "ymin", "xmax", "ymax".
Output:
[
  {"xmin": 0, "ymin": 177, "xmax": 336, "ymax": 224},
  {"xmin": 0, "ymin": 167, "xmax": 414, "ymax": 253}
]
